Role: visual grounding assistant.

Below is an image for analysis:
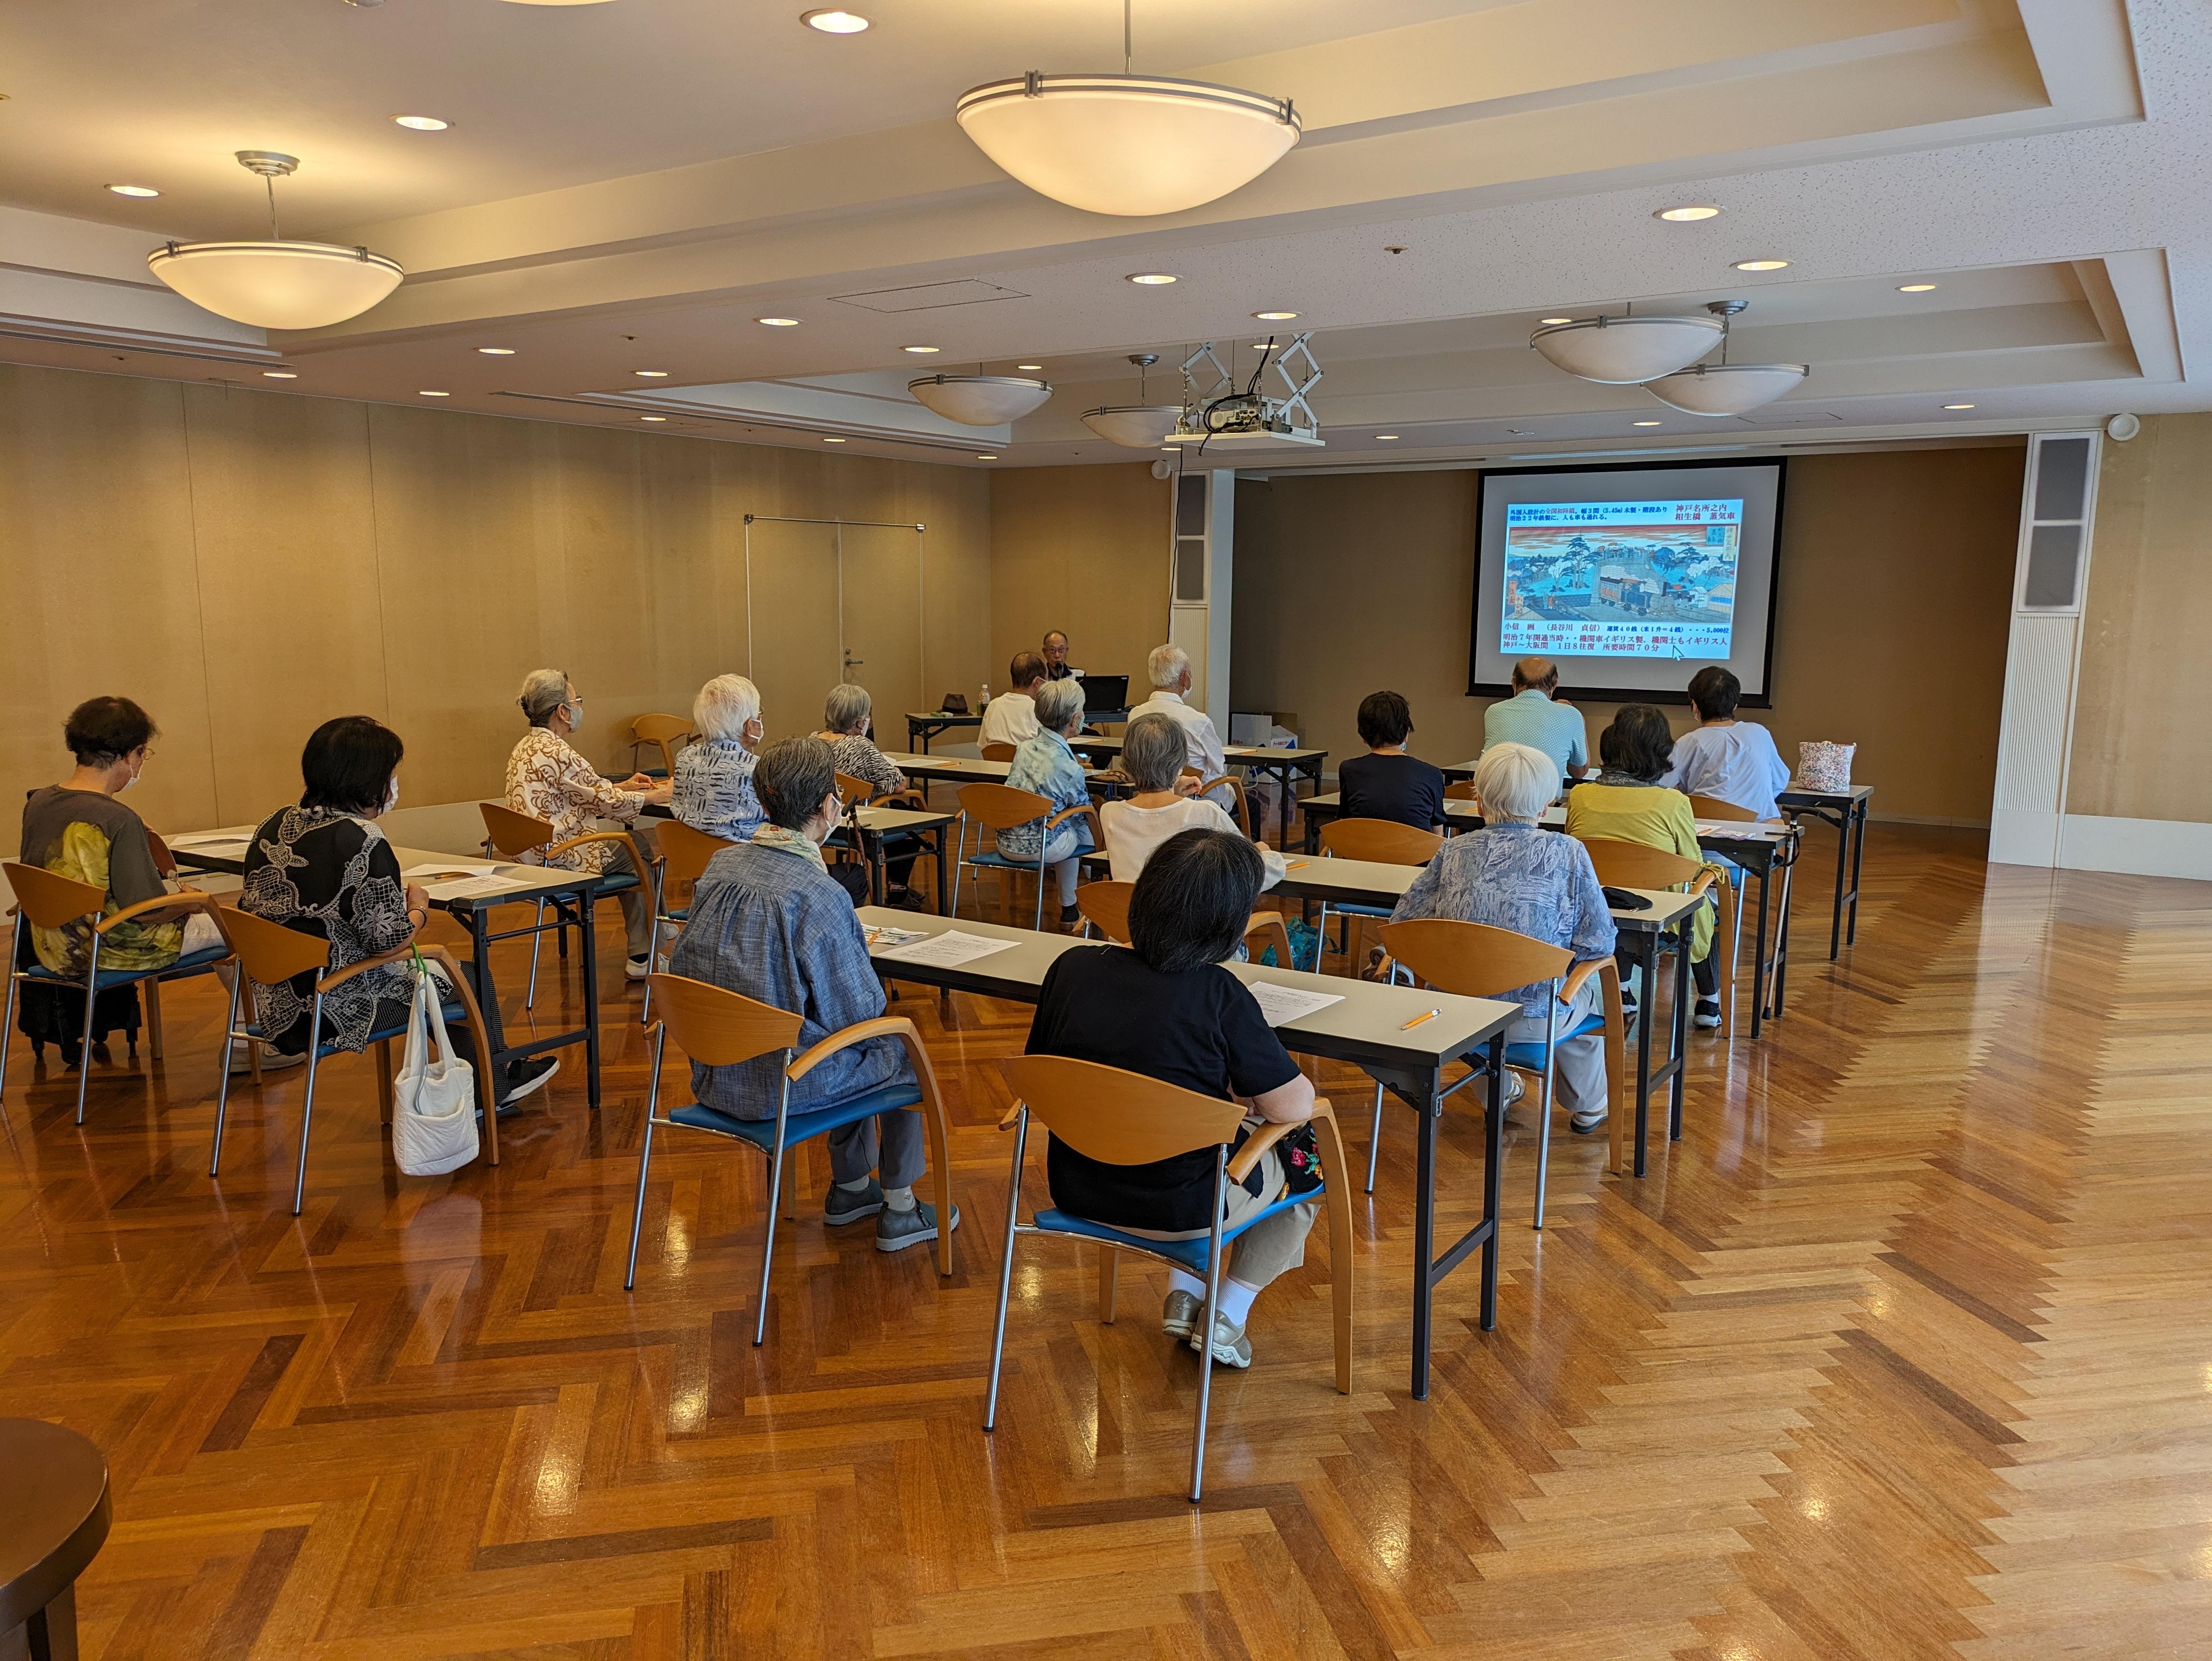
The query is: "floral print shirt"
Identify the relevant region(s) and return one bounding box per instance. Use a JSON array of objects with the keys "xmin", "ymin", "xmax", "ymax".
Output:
[{"xmin": 505, "ymin": 727, "xmax": 643, "ymax": 872}]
